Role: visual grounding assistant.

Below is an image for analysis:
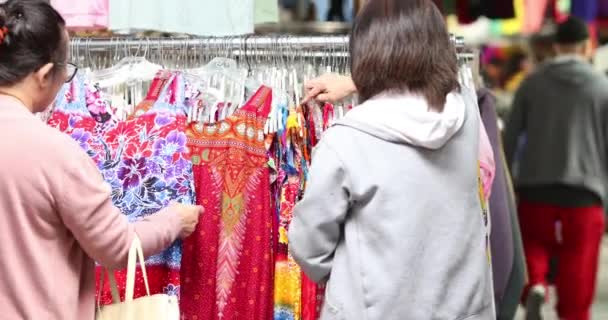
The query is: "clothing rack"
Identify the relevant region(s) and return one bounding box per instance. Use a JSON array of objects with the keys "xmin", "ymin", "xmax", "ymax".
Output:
[{"xmin": 69, "ymin": 34, "xmax": 474, "ymax": 60}]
